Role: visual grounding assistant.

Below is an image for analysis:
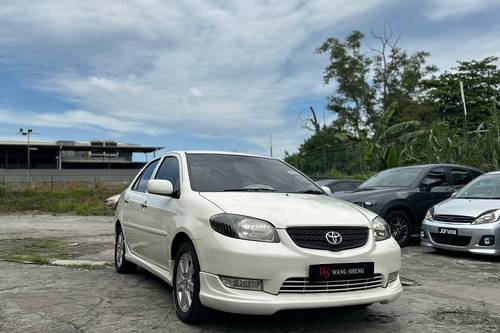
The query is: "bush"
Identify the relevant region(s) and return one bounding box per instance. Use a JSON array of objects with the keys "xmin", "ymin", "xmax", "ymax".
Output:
[{"xmin": 0, "ymin": 183, "xmax": 126, "ymax": 216}]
